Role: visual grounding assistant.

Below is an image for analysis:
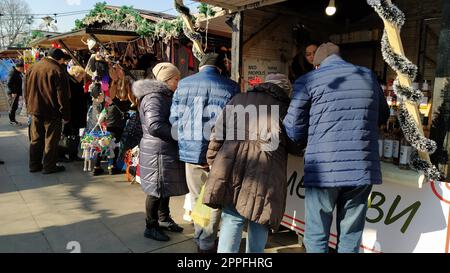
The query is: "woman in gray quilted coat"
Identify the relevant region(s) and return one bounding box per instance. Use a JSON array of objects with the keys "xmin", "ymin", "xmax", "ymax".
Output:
[{"xmin": 132, "ymin": 63, "xmax": 188, "ymax": 242}]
